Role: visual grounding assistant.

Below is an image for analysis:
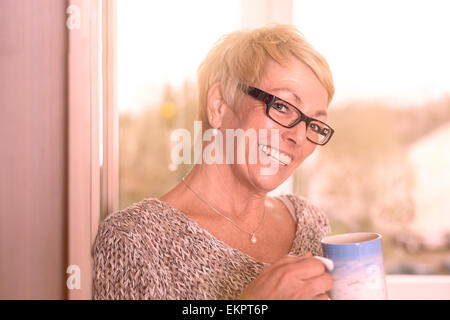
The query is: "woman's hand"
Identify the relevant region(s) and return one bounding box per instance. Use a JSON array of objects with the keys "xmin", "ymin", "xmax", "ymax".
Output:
[{"xmin": 239, "ymin": 252, "xmax": 333, "ymax": 300}]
